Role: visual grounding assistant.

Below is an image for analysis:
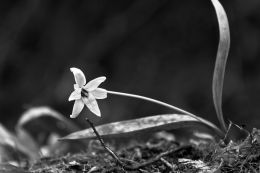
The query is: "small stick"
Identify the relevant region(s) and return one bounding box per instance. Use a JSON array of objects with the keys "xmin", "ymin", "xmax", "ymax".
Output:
[
  {"xmin": 160, "ymin": 157, "xmax": 176, "ymax": 172},
  {"xmin": 223, "ymin": 120, "xmax": 232, "ymax": 141},
  {"xmin": 217, "ymin": 158, "xmax": 224, "ymax": 171},
  {"xmin": 85, "ymin": 118, "xmax": 189, "ymax": 170}
]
